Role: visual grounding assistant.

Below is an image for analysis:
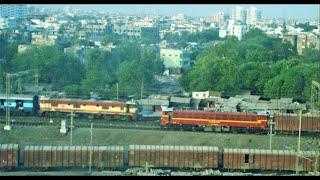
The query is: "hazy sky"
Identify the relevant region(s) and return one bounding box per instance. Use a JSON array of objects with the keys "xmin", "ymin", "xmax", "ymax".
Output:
[{"xmin": 36, "ymin": 4, "xmax": 319, "ymax": 19}]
